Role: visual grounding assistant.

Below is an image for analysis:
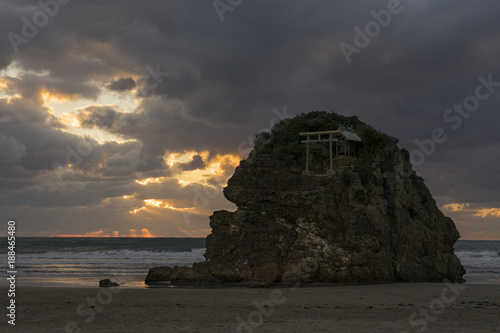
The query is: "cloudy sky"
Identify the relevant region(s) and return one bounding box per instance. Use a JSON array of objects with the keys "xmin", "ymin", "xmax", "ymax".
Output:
[{"xmin": 1, "ymin": 0, "xmax": 499, "ymax": 239}]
